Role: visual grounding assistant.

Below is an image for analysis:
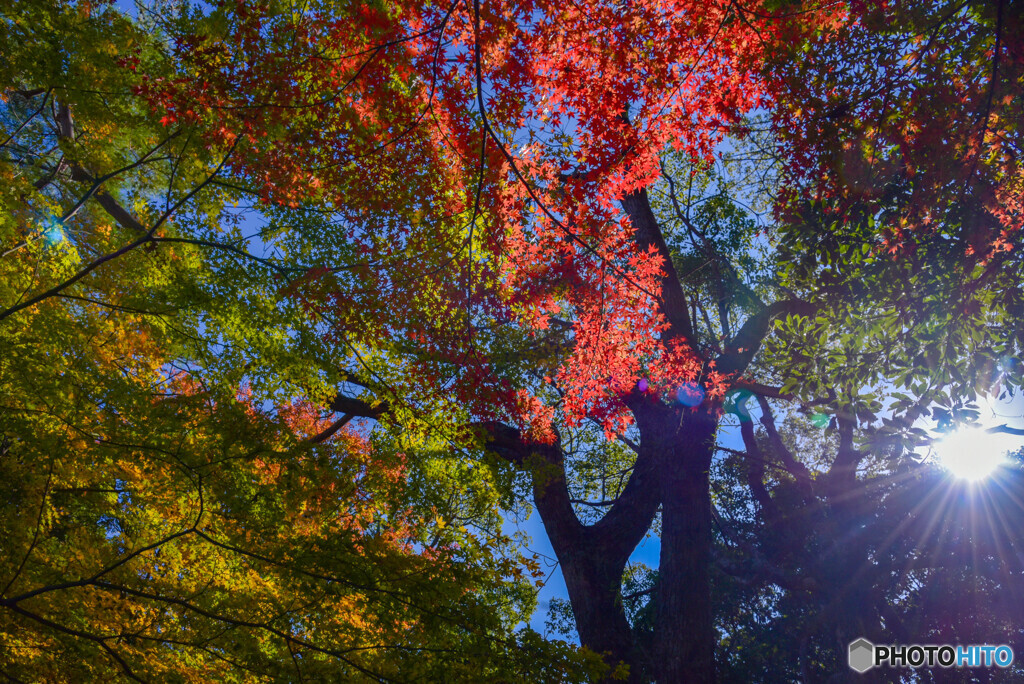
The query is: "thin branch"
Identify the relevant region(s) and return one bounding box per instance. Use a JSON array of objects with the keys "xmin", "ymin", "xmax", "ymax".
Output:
[
  {"xmin": 755, "ymin": 395, "xmax": 814, "ymax": 496},
  {"xmin": 568, "ymin": 498, "xmax": 621, "ymax": 508},
  {"xmin": 0, "ymin": 139, "xmax": 238, "ymax": 324},
  {"xmin": 2, "ymin": 603, "xmax": 145, "ymax": 683},
  {"xmin": 0, "ymin": 89, "xmax": 52, "ymax": 150},
  {"xmin": 1, "ymin": 460, "xmax": 55, "ymax": 598}
]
